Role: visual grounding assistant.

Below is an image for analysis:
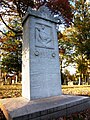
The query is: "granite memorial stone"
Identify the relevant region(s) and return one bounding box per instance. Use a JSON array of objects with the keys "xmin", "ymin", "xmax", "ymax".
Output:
[
  {"xmin": 22, "ymin": 5, "xmax": 62, "ymax": 100},
  {"xmin": 0, "ymin": 6, "xmax": 90, "ymax": 120}
]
